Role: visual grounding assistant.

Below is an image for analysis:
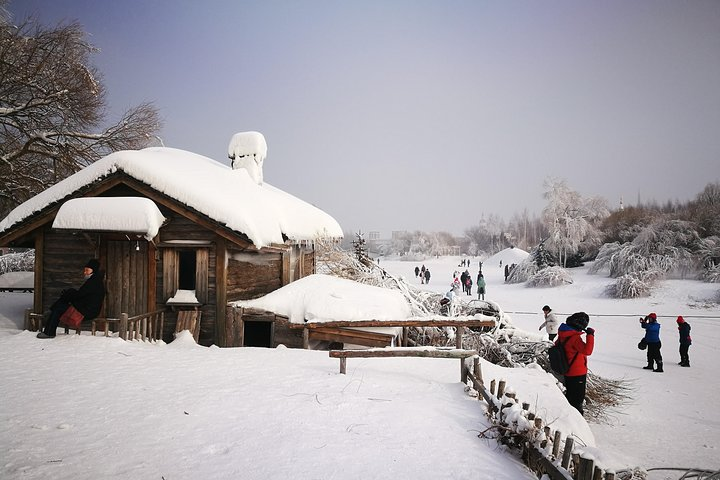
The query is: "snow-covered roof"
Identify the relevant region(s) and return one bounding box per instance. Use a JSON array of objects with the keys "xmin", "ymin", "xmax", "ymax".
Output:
[
  {"xmin": 232, "ymin": 274, "xmax": 412, "ymax": 324},
  {"xmin": 52, "ymin": 197, "xmax": 166, "ymax": 241},
  {"xmin": 0, "ymin": 147, "xmax": 343, "ymax": 248}
]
